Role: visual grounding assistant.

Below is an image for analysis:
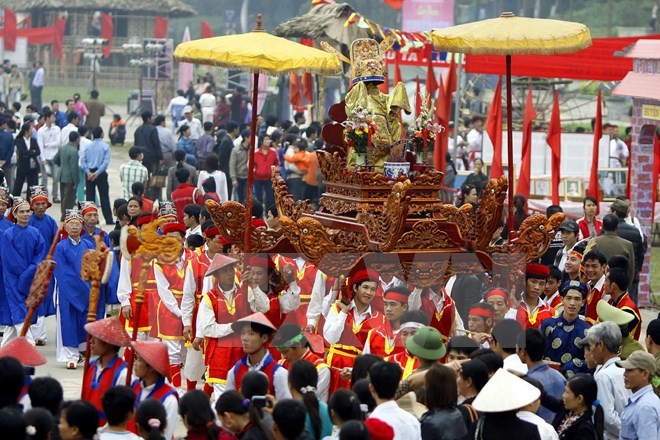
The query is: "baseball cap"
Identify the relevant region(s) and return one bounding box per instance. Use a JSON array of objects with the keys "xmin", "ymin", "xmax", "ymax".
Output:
[
  {"xmin": 559, "ymin": 219, "xmax": 579, "ymax": 234},
  {"xmin": 616, "ymin": 351, "xmax": 656, "ymax": 374}
]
